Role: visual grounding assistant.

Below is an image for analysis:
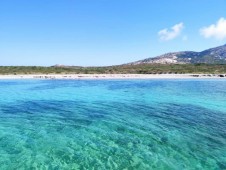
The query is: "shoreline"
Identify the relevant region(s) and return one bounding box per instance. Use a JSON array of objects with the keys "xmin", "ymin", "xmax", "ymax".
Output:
[{"xmin": 0, "ymin": 74, "xmax": 226, "ymax": 80}]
